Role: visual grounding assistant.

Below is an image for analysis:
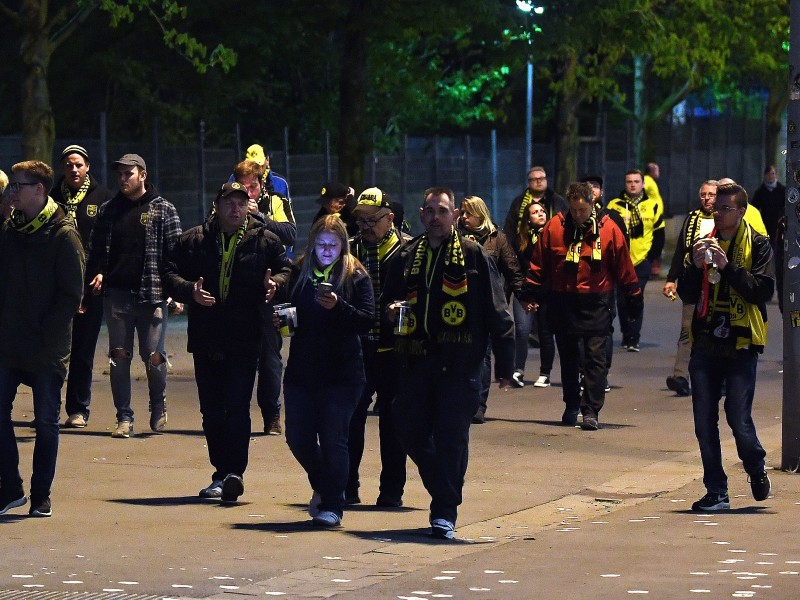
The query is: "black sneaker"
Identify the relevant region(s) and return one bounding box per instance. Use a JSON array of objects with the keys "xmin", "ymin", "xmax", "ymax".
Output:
[
  {"xmin": 221, "ymin": 473, "xmax": 244, "ymax": 503},
  {"xmin": 691, "ymin": 492, "xmax": 730, "ymax": 511},
  {"xmin": 749, "ymin": 471, "xmax": 771, "ymax": 501},
  {"xmin": 376, "ymin": 496, "xmax": 403, "ymax": 508},
  {"xmin": 666, "ymin": 376, "xmax": 691, "ymax": 396},
  {"xmin": 580, "ymin": 415, "xmax": 599, "ymax": 431},
  {"xmin": 627, "ymin": 343, "xmax": 641, "ymax": 352},
  {"xmin": 28, "ymin": 495, "xmax": 52, "ymax": 518},
  {"xmin": 561, "ymin": 409, "xmax": 579, "ymax": 426},
  {"xmin": 0, "ymin": 488, "xmax": 27, "ymax": 515},
  {"xmin": 344, "ymin": 492, "xmax": 361, "ymax": 505}
]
